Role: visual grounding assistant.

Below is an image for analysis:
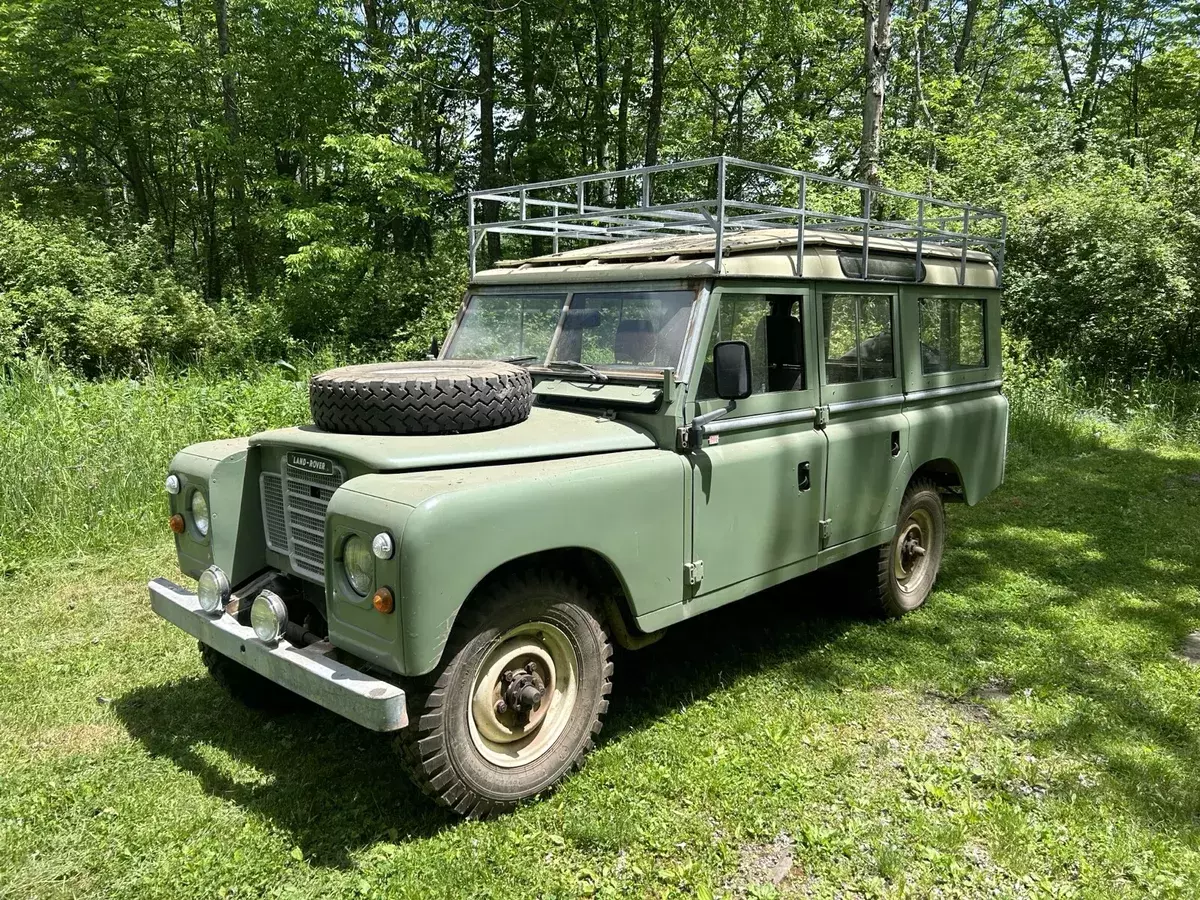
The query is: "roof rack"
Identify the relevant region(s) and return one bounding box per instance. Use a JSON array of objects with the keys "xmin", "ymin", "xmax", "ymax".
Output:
[{"xmin": 468, "ymin": 156, "xmax": 1006, "ymax": 286}]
